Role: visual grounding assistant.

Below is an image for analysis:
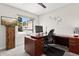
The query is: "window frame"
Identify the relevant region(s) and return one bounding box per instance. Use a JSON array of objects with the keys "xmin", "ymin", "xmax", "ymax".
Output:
[{"xmin": 17, "ymin": 15, "xmax": 34, "ymax": 32}]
